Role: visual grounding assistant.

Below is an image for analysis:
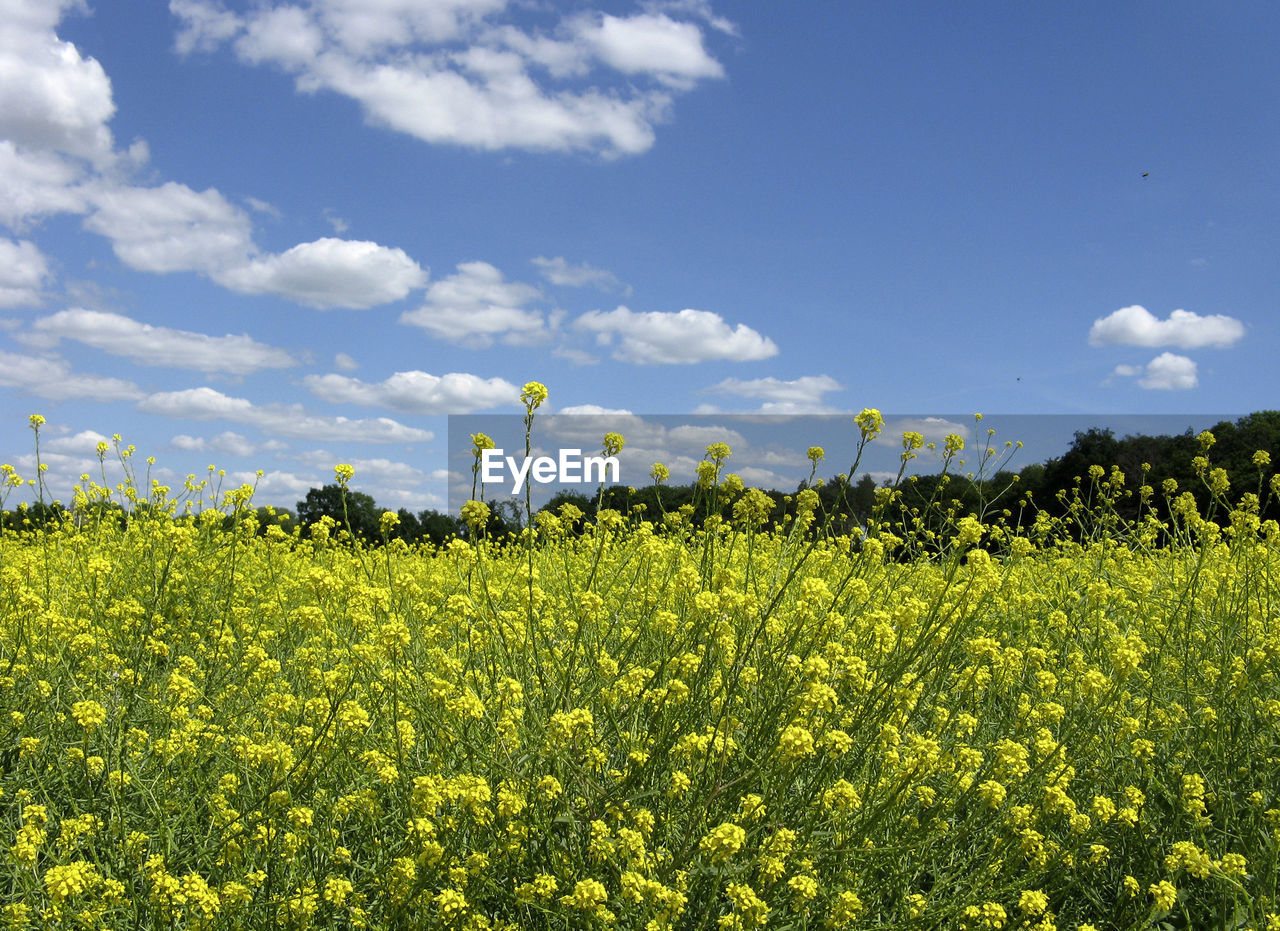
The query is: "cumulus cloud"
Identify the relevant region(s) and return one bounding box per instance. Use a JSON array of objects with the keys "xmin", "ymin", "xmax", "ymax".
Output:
[
  {"xmin": 574, "ymin": 306, "xmax": 778, "ymax": 364},
  {"xmin": 532, "ymin": 255, "xmax": 629, "ymax": 293},
  {"xmin": 1141, "ymin": 353, "xmax": 1199, "ymax": 391},
  {"xmin": 138, "ymin": 386, "xmax": 433, "ymax": 442},
  {"xmin": 296, "ymin": 450, "xmax": 427, "ymax": 486},
  {"xmin": 706, "ymin": 375, "xmax": 842, "ymax": 413},
  {"xmin": 26, "ymin": 308, "xmax": 296, "ymax": 374},
  {"xmin": 170, "ymin": 0, "xmax": 726, "ymax": 157},
  {"xmin": 557, "ymin": 404, "xmax": 634, "ymax": 415},
  {"xmin": 733, "ymin": 465, "xmax": 790, "ymax": 489},
  {"xmin": 571, "ymin": 12, "xmax": 723, "ymax": 88},
  {"xmin": 876, "ymin": 417, "xmax": 969, "ymax": 450},
  {"xmin": 0, "ymin": 350, "xmax": 142, "ymax": 400},
  {"xmin": 1111, "ymin": 352, "xmax": 1200, "ymax": 391},
  {"xmin": 0, "ymin": 141, "xmax": 89, "ymax": 228},
  {"xmin": 0, "ymin": 0, "xmax": 116, "ymax": 161},
  {"xmin": 217, "ymin": 238, "xmax": 427, "ymax": 308},
  {"xmin": 1089, "ymin": 305, "xmax": 1244, "ymax": 349},
  {"xmin": 232, "ymin": 470, "xmax": 318, "ymax": 502},
  {"xmin": 400, "ymin": 261, "xmax": 546, "ymax": 346},
  {"xmin": 0, "ymin": 5, "xmax": 429, "ymax": 310},
  {"xmin": 170, "ymin": 0, "xmax": 243, "ymax": 54},
  {"xmin": 84, "ymin": 181, "xmax": 255, "ymax": 274},
  {"xmin": 303, "ymin": 370, "xmax": 519, "ymax": 414},
  {"xmin": 664, "ymin": 424, "xmax": 747, "ymax": 453},
  {"xmin": 0, "ymin": 238, "xmax": 50, "ymax": 306},
  {"xmin": 334, "ymin": 352, "xmax": 359, "ymax": 371},
  {"xmin": 171, "ymin": 431, "xmax": 274, "ymax": 457},
  {"xmin": 81, "ymin": 183, "xmax": 427, "ymax": 308},
  {"xmin": 43, "ymin": 429, "xmax": 110, "ymax": 454}
]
